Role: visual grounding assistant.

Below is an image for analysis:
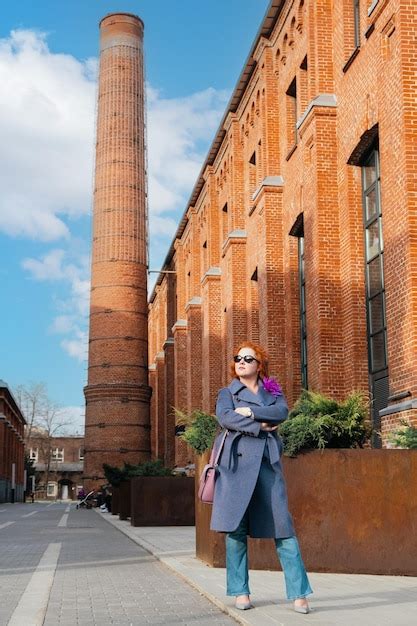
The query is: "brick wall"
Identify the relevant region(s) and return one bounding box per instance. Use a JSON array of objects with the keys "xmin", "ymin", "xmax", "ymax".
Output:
[
  {"xmin": 148, "ymin": 0, "xmax": 417, "ymax": 462},
  {"xmin": 0, "ymin": 383, "xmax": 26, "ymax": 503}
]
